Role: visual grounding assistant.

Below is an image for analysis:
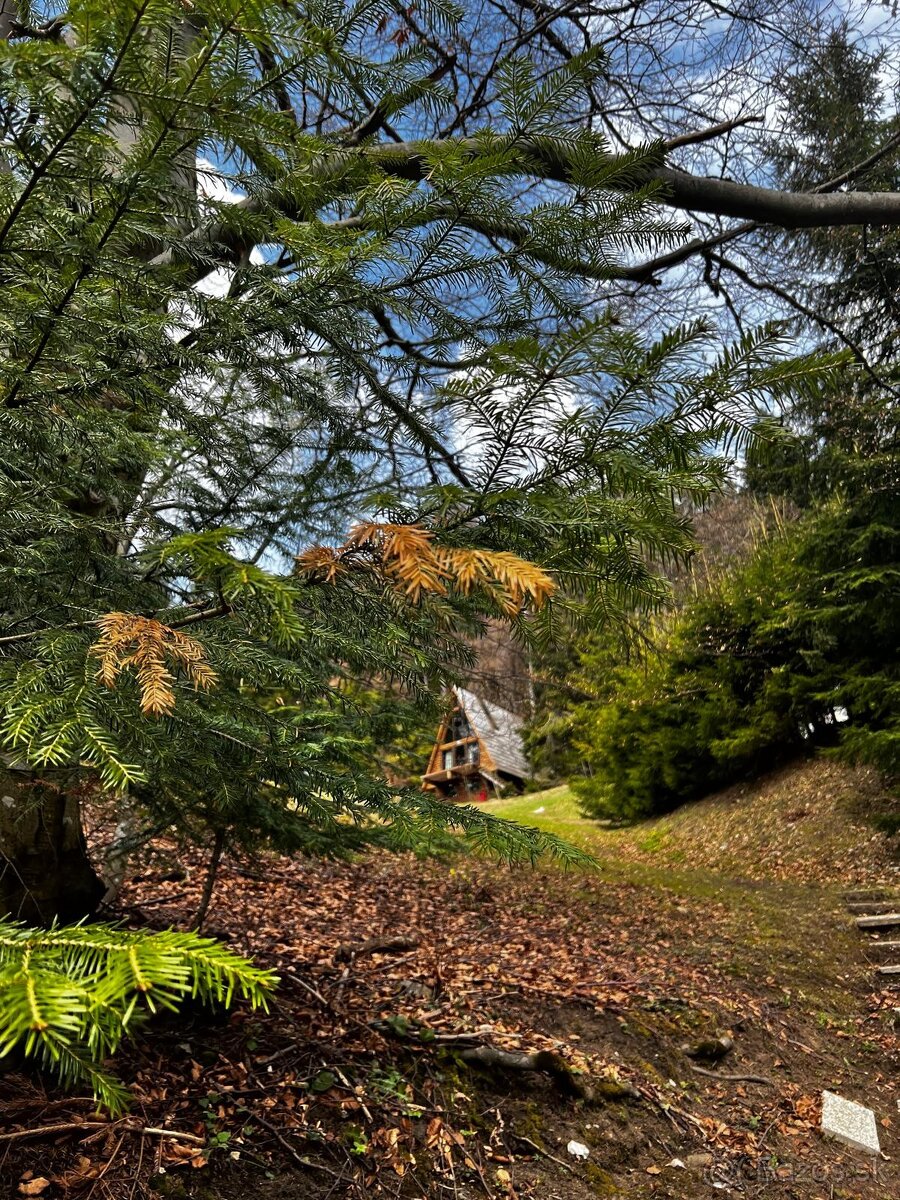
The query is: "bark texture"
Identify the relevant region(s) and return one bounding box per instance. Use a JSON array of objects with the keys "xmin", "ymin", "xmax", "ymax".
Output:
[{"xmin": 0, "ymin": 775, "xmax": 104, "ymax": 924}]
